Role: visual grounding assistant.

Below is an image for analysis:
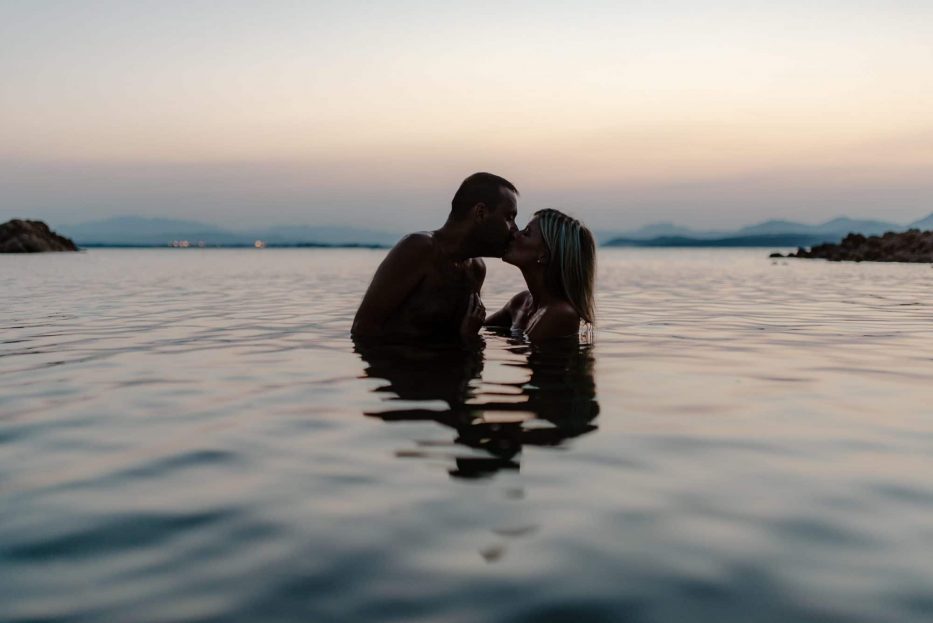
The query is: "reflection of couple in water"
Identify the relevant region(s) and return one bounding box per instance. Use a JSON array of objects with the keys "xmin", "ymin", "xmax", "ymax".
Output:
[
  {"xmin": 351, "ymin": 172, "xmax": 599, "ymax": 476},
  {"xmin": 354, "ymin": 338, "xmax": 598, "ymax": 478},
  {"xmin": 351, "ymin": 172, "xmax": 595, "ymax": 343}
]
